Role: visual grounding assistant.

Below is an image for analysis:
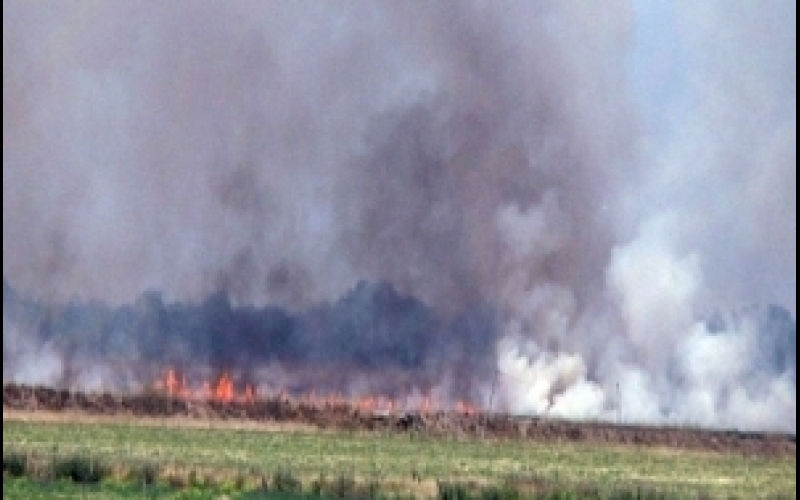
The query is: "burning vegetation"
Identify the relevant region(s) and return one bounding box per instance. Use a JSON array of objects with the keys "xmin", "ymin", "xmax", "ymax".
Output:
[
  {"xmin": 3, "ymin": 382, "xmax": 794, "ymax": 458},
  {"xmin": 2, "ymin": 277, "xmax": 796, "ymax": 431},
  {"xmin": 151, "ymin": 368, "xmax": 478, "ymax": 415},
  {"xmin": 3, "ymin": 278, "xmax": 494, "ymax": 412}
]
